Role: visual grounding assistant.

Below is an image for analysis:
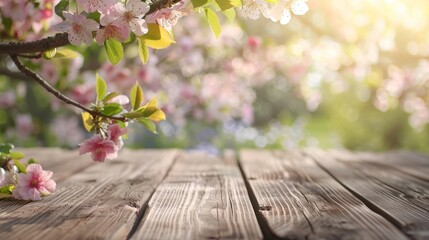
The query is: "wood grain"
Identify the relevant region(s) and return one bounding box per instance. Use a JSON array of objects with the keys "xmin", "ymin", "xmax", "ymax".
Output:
[
  {"xmin": 0, "ymin": 149, "xmax": 178, "ymax": 240},
  {"xmin": 239, "ymin": 149, "xmax": 408, "ymax": 240},
  {"xmin": 331, "ymin": 150, "xmax": 429, "ymax": 181},
  {"xmin": 309, "ymin": 149, "xmax": 429, "ymax": 240},
  {"xmin": 132, "ymin": 151, "xmax": 262, "ymax": 240}
]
